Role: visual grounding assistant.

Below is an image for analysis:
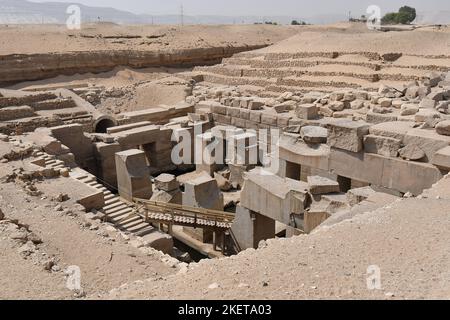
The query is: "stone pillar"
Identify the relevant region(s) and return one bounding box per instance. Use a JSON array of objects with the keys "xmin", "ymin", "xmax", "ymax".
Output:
[
  {"xmin": 182, "ymin": 173, "xmax": 224, "ymax": 243},
  {"xmin": 195, "ymin": 132, "xmax": 220, "ymax": 176},
  {"xmin": 231, "ymin": 205, "xmax": 275, "ymax": 250},
  {"xmin": 115, "ymin": 149, "xmax": 152, "ymax": 202}
]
